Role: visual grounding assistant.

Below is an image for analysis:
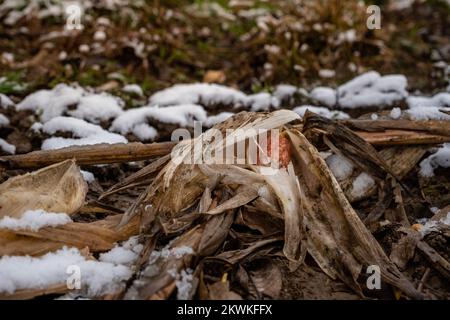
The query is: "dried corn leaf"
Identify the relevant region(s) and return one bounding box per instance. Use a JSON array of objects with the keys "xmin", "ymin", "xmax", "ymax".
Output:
[
  {"xmin": 258, "ymin": 164, "xmax": 305, "ymax": 269},
  {"xmin": 0, "ymin": 159, "xmax": 87, "ymax": 219},
  {"xmin": 205, "ymin": 185, "xmax": 259, "ymax": 215},
  {"xmin": 249, "ymin": 259, "xmax": 282, "ymax": 299},
  {"xmin": 206, "ymin": 280, "xmax": 243, "ymax": 300},
  {"xmin": 286, "ymin": 128, "xmax": 423, "ymax": 299},
  {"xmin": 0, "ymin": 214, "xmax": 139, "ymax": 256}
]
